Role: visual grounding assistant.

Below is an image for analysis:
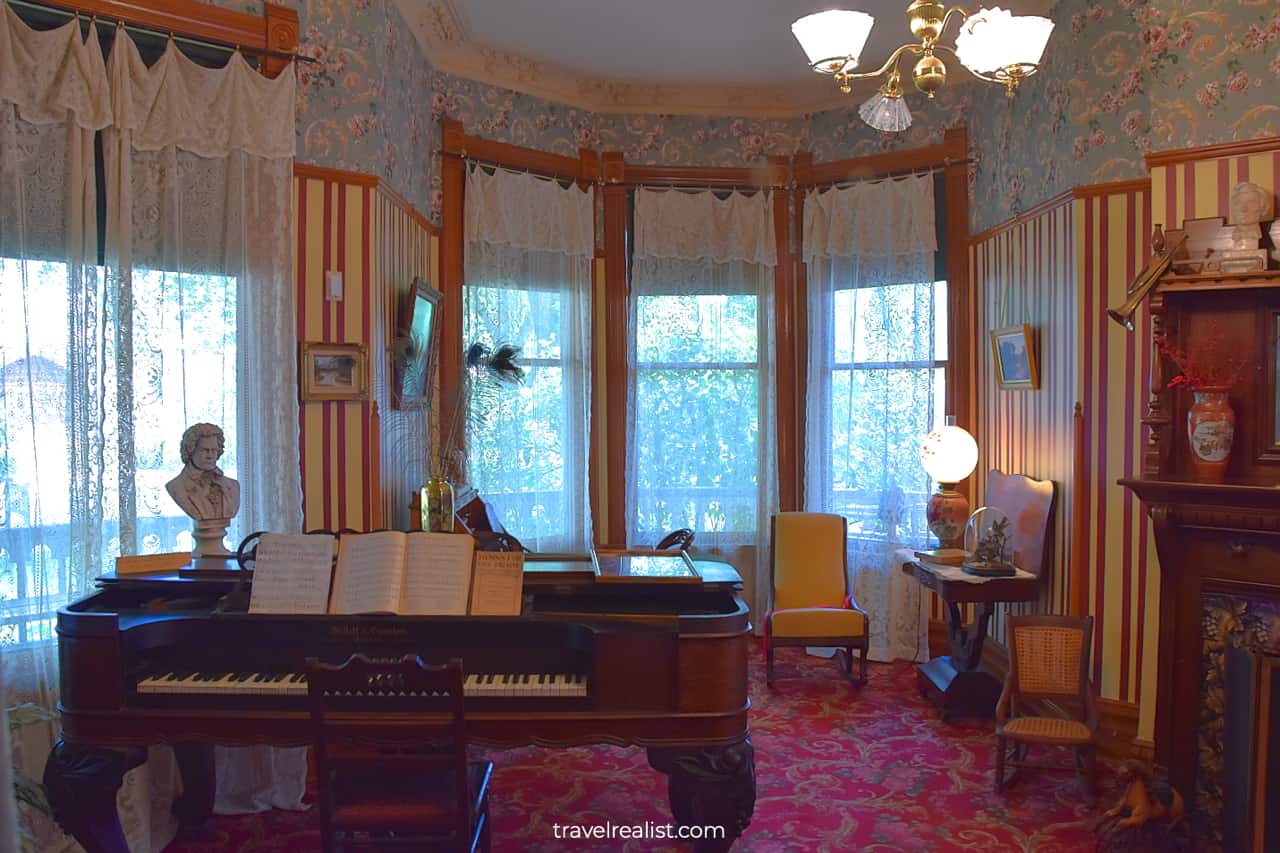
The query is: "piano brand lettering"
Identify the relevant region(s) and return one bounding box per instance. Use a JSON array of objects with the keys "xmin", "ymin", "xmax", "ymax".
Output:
[
  {"xmin": 552, "ymin": 821, "xmax": 726, "ymax": 842},
  {"xmin": 329, "ymin": 624, "xmax": 410, "ymax": 641}
]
